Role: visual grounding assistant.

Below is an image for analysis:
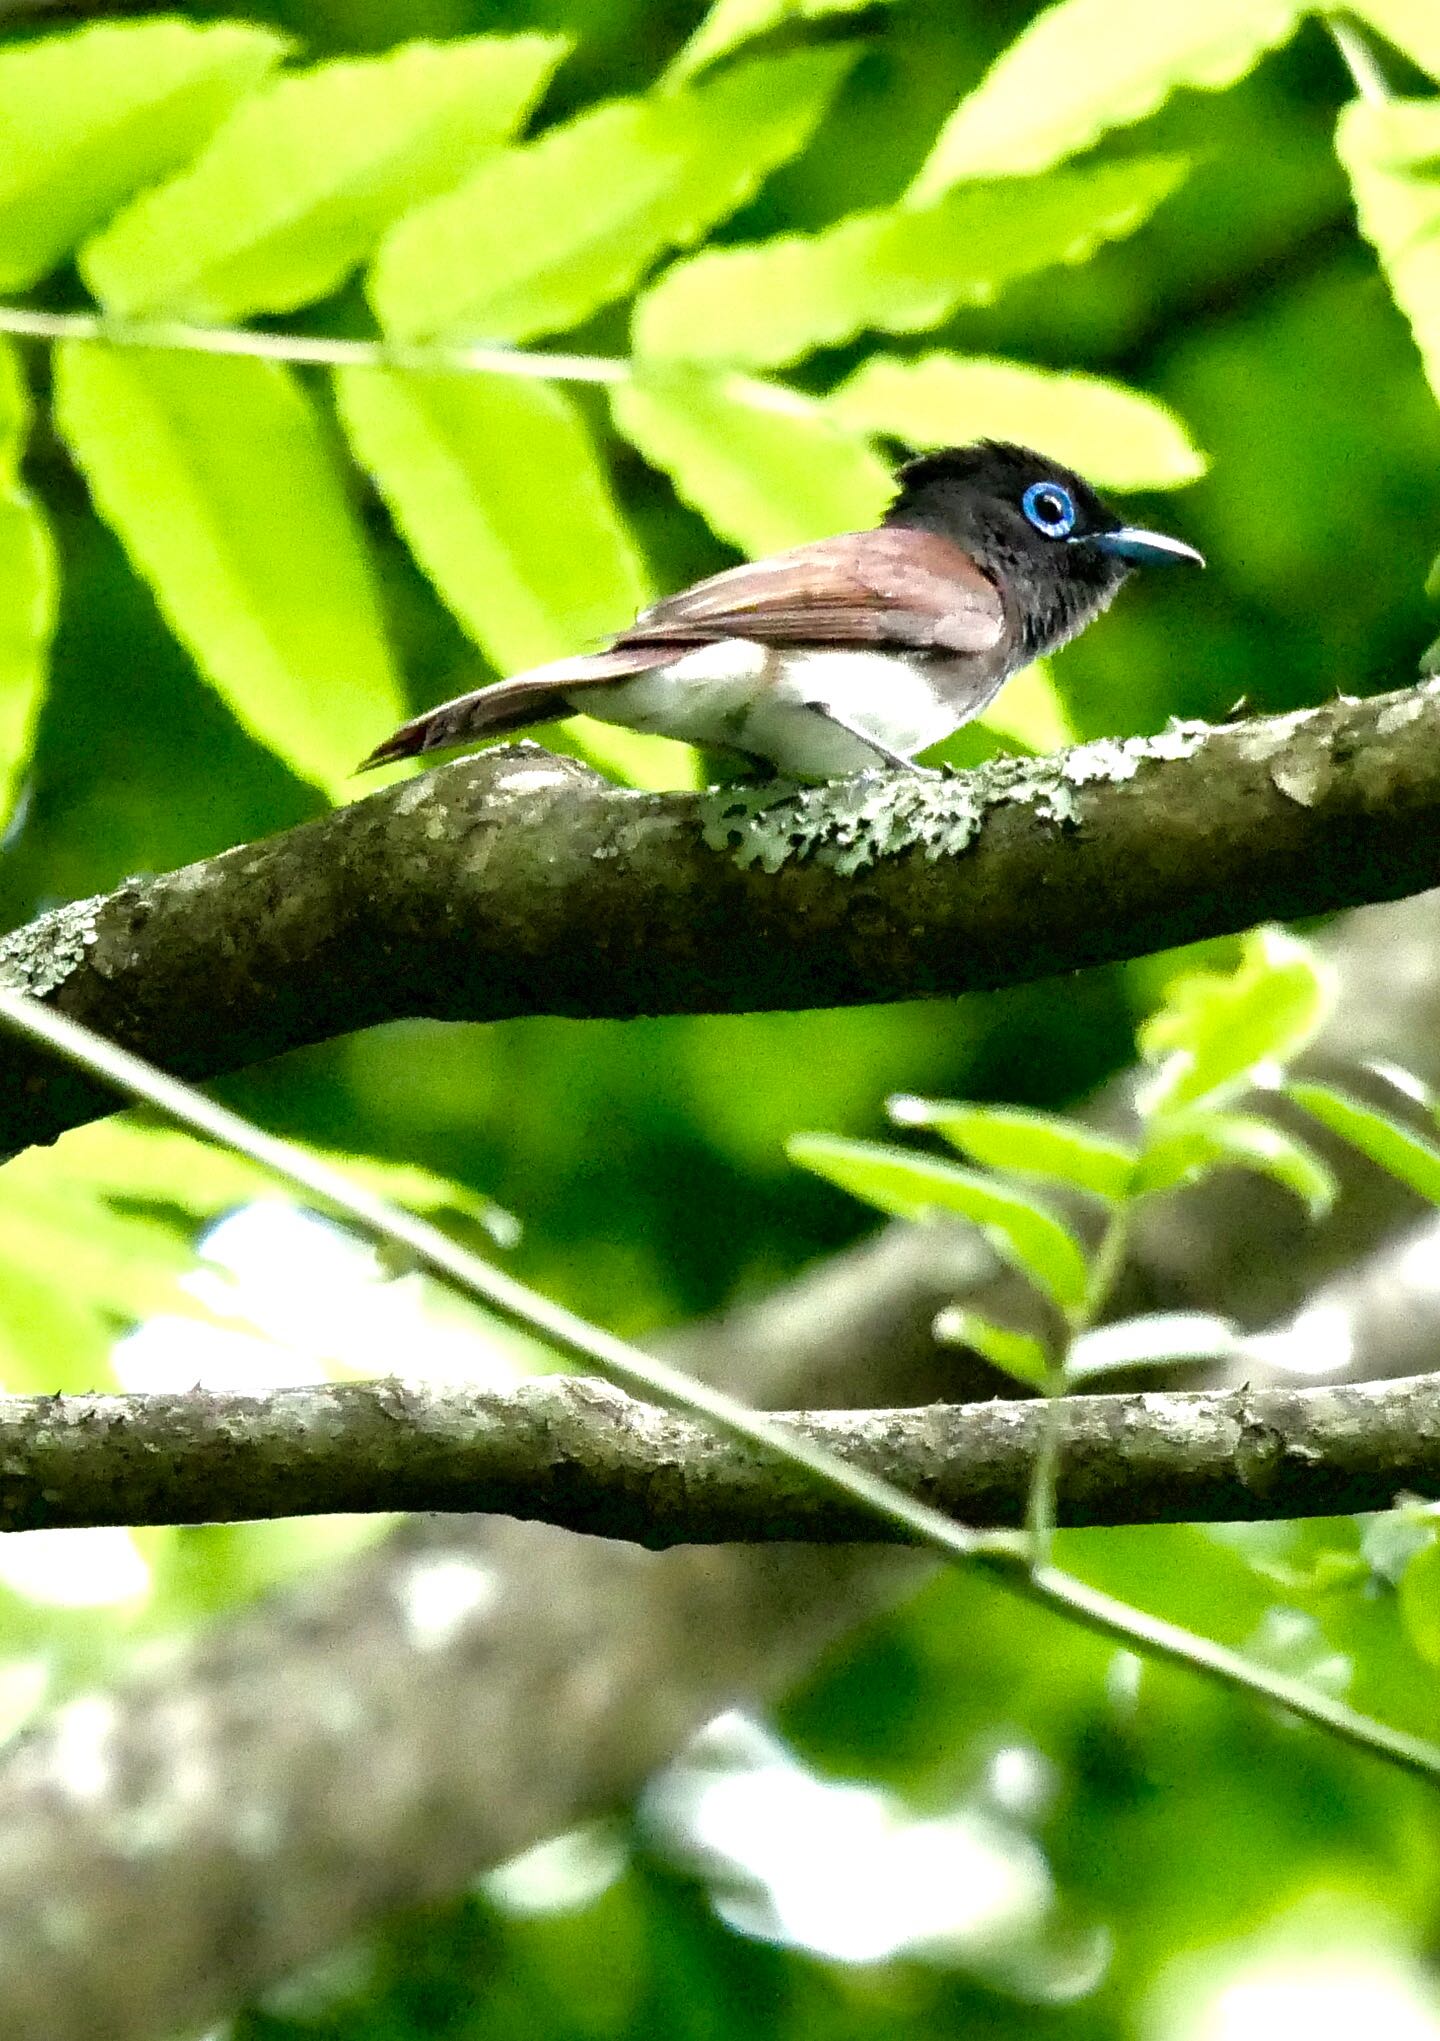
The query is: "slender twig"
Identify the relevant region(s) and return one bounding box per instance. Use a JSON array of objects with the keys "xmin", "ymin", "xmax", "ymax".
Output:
[
  {"xmin": 0, "ymin": 305, "xmax": 632, "ymax": 385},
  {"xmin": 1026, "ymin": 1201, "xmax": 1131, "ymax": 1563},
  {"xmin": 1328, "ymin": 15, "xmax": 1391, "ymax": 103},
  {"xmin": 0, "ymin": 986, "xmax": 1008, "ymax": 1567},
  {"xmin": 2, "ymin": 981, "xmax": 1439, "ymax": 1786}
]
